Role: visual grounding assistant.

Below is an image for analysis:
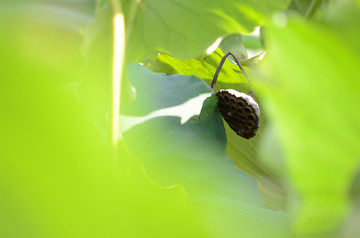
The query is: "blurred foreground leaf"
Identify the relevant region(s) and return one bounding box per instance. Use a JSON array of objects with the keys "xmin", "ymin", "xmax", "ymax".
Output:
[
  {"xmin": 257, "ymin": 2, "xmax": 360, "ymax": 235},
  {"xmin": 0, "ymin": 4, "xmax": 206, "ymax": 237}
]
